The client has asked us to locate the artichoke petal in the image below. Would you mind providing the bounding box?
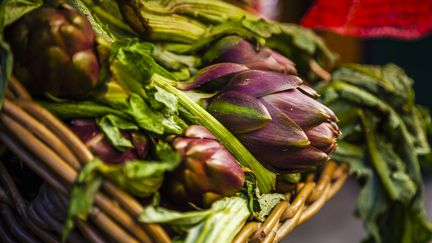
[207,91,272,134]
[263,89,337,128]
[206,148,245,195]
[177,63,248,91]
[246,47,297,74]
[185,139,220,161]
[206,36,297,74]
[237,139,329,171]
[298,84,320,98]
[45,46,70,94]
[264,145,330,171]
[305,122,340,150]
[267,48,297,74]
[184,169,211,194]
[59,24,91,55]
[184,125,217,140]
[237,99,310,147]
[227,70,302,97]
[203,35,243,63]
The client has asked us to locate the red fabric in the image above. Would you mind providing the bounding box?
[301,0,432,39]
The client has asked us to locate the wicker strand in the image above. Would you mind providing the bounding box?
[0,215,18,243]
[274,204,305,242]
[0,186,12,206]
[5,89,15,100]
[16,99,94,163]
[299,183,331,224]
[0,131,70,195]
[90,208,139,243]
[0,162,58,243]
[308,161,336,202]
[261,230,276,243]
[251,202,289,242]
[93,193,153,242]
[2,100,81,170]
[0,202,39,242]
[102,182,171,243]
[233,222,261,243]
[1,114,78,183]
[75,220,106,243]
[8,76,31,100]
[231,161,349,243]
[0,132,135,243]
[327,171,349,199]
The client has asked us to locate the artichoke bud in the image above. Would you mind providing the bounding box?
[177,63,248,91]
[69,119,149,164]
[194,65,341,171]
[203,35,297,74]
[6,4,100,97]
[165,125,245,207]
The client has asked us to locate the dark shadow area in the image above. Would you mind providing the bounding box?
[365,36,432,110]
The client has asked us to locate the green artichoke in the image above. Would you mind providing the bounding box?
[6,4,100,97]
[165,125,245,207]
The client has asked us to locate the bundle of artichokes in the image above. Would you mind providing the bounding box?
[4,0,340,190]
[2,0,429,243]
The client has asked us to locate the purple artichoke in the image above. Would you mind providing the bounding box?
[69,119,149,164]
[180,65,340,171]
[203,35,297,74]
[165,125,245,207]
[6,4,100,97]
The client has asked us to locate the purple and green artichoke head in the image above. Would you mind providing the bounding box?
[203,35,297,74]
[6,4,100,97]
[165,125,245,207]
[179,64,340,171]
[69,119,149,164]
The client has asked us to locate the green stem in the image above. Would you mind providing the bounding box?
[358,110,398,200]
[81,0,137,36]
[153,74,275,193]
[186,197,249,243]
[67,0,114,42]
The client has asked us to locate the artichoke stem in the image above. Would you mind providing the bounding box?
[359,110,398,201]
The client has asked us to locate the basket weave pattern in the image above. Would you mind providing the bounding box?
[0,77,348,242]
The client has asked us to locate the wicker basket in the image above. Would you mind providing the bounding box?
[0,77,349,242]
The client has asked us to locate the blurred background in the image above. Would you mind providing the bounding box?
[240,0,432,242]
[243,0,432,110]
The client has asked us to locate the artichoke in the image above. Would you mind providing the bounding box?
[69,119,149,164]
[6,4,100,97]
[203,36,297,74]
[165,125,245,207]
[180,65,340,171]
